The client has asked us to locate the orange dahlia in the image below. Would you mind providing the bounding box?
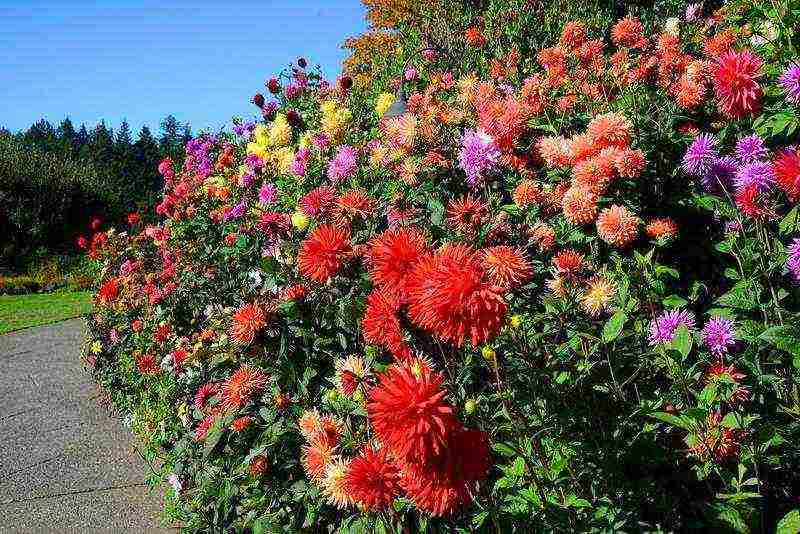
[568,133,598,165]
[562,185,599,225]
[587,112,632,150]
[221,365,268,412]
[572,154,617,192]
[344,446,401,511]
[537,136,571,167]
[559,20,587,49]
[611,16,645,48]
[336,188,375,223]
[229,303,267,344]
[135,352,160,375]
[613,148,647,178]
[297,224,352,283]
[366,227,428,299]
[552,249,584,274]
[596,205,640,247]
[512,179,542,207]
[301,437,335,482]
[481,246,532,290]
[529,223,556,251]
[445,193,488,234]
[645,217,678,241]
[367,363,458,467]
[407,244,507,347]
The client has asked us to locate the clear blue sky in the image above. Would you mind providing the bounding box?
[1,0,366,135]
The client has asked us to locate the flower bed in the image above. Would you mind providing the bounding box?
[85,2,800,532]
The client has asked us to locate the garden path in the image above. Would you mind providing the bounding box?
[0,319,172,533]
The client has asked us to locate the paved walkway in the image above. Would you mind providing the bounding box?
[0,319,172,533]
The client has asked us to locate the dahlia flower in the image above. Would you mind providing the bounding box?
[713,49,763,118]
[361,289,409,359]
[734,135,769,164]
[299,185,337,218]
[645,217,678,241]
[774,148,800,202]
[649,309,696,345]
[512,179,542,207]
[596,205,640,247]
[399,427,491,516]
[407,244,507,347]
[344,446,401,511]
[322,459,354,509]
[611,16,644,48]
[297,225,352,283]
[221,365,268,411]
[702,316,736,357]
[562,185,599,225]
[334,354,370,397]
[586,112,632,150]
[229,303,267,344]
[480,246,532,290]
[445,193,488,234]
[702,156,737,193]
[367,363,458,466]
[682,133,718,177]
[327,145,358,184]
[193,382,219,412]
[734,162,775,193]
[778,63,800,104]
[458,129,501,187]
[366,227,428,299]
[552,249,584,275]
[301,438,335,482]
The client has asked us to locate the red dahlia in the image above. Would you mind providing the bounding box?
[299,186,338,218]
[344,446,401,511]
[713,49,763,119]
[229,303,267,344]
[774,148,800,202]
[361,289,410,359]
[366,227,428,300]
[367,363,458,467]
[400,427,492,516]
[297,225,352,283]
[480,246,532,290]
[97,278,120,305]
[407,244,507,347]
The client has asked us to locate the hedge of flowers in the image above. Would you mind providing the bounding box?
[85,1,800,531]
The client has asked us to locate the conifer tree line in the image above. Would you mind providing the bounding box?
[0,115,191,268]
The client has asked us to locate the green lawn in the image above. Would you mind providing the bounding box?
[0,292,92,335]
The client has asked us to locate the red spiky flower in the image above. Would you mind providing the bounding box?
[407,244,507,346]
[229,303,267,344]
[297,225,352,283]
[713,49,763,119]
[480,246,532,290]
[344,445,402,511]
[400,427,491,516]
[366,227,428,300]
[367,363,459,467]
[774,148,800,202]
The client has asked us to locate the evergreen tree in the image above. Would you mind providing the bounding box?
[57,117,78,158]
[135,125,161,192]
[159,114,182,161]
[24,119,58,152]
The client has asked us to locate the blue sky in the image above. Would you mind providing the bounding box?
[1,0,366,134]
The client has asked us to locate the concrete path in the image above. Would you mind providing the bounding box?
[0,319,172,534]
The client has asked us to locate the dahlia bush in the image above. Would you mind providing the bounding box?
[84,1,800,531]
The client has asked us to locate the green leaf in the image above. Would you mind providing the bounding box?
[650,411,690,430]
[759,326,800,356]
[602,311,627,343]
[779,205,799,236]
[492,442,517,457]
[716,279,760,311]
[662,295,688,308]
[673,325,692,357]
[776,509,800,534]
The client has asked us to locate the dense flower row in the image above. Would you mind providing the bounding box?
[84,3,800,532]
